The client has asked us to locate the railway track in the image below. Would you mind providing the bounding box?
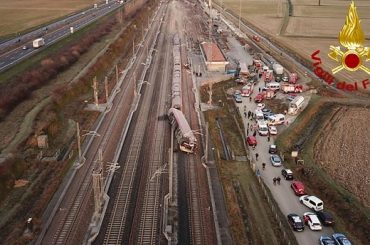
[101,4,168,245]
[178,28,213,244]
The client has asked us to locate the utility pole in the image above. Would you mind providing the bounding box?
[104,76,109,103]
[115,65,119,84]
[76,122,81,161]
[92,76,99,107]
[239,0,242,30]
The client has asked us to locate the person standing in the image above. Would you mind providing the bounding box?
[273,177,277,185]
[277,176,281,185]
[253,131,257,137]
[249,97,252,102]
[244,111,247,118]
[267,135,270,142]
[262,162,266,170]
[255,153,259,161]
[258,87,261,92]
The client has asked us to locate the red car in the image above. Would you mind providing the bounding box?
[291,181,306,196]
[254,93,265,103]
[246,136,257,147]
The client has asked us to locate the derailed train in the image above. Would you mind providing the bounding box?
[168,34,197,153]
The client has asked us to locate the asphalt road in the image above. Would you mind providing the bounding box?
[235,84,334,245]
[0,0,122,72]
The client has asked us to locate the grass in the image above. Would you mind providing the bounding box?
[275,96,370,244]
[0,0,100,37]
[202,80,298,245]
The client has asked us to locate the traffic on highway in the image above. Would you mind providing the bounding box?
[0,0,123,72]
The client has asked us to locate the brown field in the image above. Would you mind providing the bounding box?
[221,0,370,83]
[314,106,370,208]
[0,0,97,36]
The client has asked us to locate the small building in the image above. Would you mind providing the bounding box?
[200,42,229,72]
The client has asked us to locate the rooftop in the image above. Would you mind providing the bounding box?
[200,42,226,62]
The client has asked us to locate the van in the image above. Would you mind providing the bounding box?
[266,82,280,91]
[267,114,285,126]
[258,121,269,136]
[299,195,324,211]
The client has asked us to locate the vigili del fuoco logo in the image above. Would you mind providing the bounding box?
[310,1,370,91]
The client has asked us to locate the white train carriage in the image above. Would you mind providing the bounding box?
[168,108,197,153]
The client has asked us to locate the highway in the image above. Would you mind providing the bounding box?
[0,0,123,72]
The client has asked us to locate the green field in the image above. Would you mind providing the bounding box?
[0,0,99,37]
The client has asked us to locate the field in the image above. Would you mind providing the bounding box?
[275,96,370,243]
[220,0,370,83]
[0,0,97,37]
[314,106,370,208]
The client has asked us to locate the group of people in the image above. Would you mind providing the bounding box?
[273,177,281,185]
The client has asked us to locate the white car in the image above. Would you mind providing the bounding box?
[299,195,324,211]
[303,212,322,231]
[256,103,265,110]
[268,126,277,135]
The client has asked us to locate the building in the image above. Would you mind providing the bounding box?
[200,42,229,72]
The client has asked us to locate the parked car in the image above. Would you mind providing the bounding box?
[233,90,242,103]
[281,169,293,180]
[282,75,289,82]
[320,236,336,245]
[287,213,304,232]
[256,103,265,109]
[261,108,271,113]
[263,111,274,120]
[291,181,306,195]
[254,93,265,103]
[303,212,322,231]
[268,125,277,135]
[22,45,28,50]
[316,211,334,226]
[269,144,277,154]
[270,154,282,166]
[246,136,257,147]
[287,93,297,102]
[332,233,352,245]
[299,195,324,211]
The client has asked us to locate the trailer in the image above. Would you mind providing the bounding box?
[32,38,45,48]
[288,96,305,115]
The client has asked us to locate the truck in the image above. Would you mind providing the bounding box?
[241,84,254,97]
[253,59,262,68]
[262,89,276,99]
[273,63,284,76]
[288,95,305,115]
[281,83,303,93]
[240,62,249,77]
[32,38,45,48]
[289,73,298,84]
[263,70,273,82]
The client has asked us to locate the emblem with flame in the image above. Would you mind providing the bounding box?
[328,1,370,74]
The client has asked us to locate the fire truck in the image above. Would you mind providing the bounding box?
[281,83,303,93]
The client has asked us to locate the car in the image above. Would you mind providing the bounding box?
[282,76,289,82]
[246,136,257,147]
[256,103,265,109]
[234,94,242,103]
[291,180,306,195]
[316,211,334,226]
[268,125,277,135]
[287,213,304,231]
[287,93,297,101]
[261,108,271,113]
[22,45,28,50]
[299,195,324,211]
[263,111,274,120]
[270,154,282,166]
[332,233,352,245]
[320,236,336,245]
[303,212,322,231]
[269,144,277,154]
[254,93,265,103]
[281,168,293,180]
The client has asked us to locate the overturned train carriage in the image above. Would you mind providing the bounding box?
[168,108,197,153]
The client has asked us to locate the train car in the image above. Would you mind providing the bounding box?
[172,33,182,110]
[168,108,197,153]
